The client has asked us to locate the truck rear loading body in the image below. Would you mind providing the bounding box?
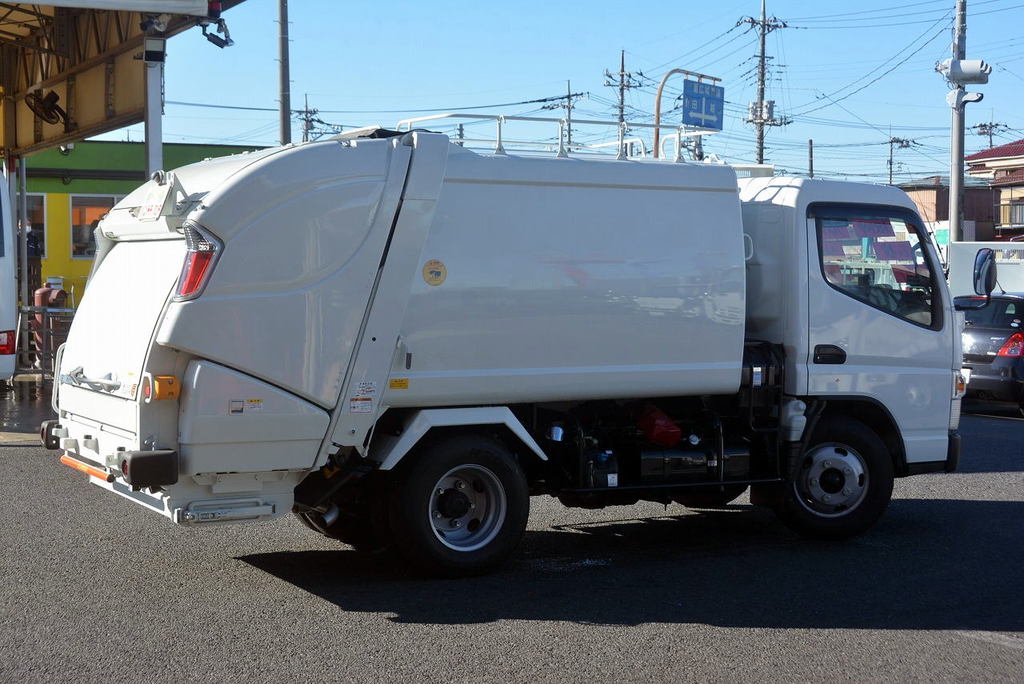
[45,131,968,575]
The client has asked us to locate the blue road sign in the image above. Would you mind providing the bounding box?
[682,80,724,130]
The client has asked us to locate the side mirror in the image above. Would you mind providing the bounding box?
[973,248,997,296]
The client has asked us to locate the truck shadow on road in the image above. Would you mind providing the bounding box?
[240,498,1024,630]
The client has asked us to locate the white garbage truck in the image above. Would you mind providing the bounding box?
[42,128,993,575]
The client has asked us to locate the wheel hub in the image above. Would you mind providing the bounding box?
[819,468,845,494]
[437,489,471,518]
[796,445,869,517]
[428,465,507,552]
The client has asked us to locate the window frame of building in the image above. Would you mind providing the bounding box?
[69,194,121,260]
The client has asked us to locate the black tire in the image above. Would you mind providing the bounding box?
[673,484,748,508]
[388,434,529,577]
[773,416,894,540]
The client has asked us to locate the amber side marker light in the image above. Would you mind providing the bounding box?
[152,376,179,400]
[60,454,115,483]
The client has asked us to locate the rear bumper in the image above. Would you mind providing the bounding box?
[46,420,180,489]
[963,359,1024,403]
[906,431,960,475]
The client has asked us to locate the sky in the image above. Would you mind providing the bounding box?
[101,0,1024,184]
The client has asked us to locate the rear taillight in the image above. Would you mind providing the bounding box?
[997,332,1024,357]
[174,223,221,301]
[0,331,15,355]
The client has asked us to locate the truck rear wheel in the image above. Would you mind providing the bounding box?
[773,417,894,540]
[388,435,529,577]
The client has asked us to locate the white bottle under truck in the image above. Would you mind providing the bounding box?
[43,129,991,576]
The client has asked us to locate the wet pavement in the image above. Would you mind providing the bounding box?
[0,377,55,442]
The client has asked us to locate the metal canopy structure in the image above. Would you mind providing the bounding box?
[0,1,244,158]
[1,2,245,368]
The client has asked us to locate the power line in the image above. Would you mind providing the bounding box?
[789,14,951,117]
[789,0,949,21]
[644,24,745,75]
[166,93,582,116]
[788,0,1006,23]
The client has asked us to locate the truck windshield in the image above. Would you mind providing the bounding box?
[812,205,940,329]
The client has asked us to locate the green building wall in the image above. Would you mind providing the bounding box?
[25,141,261,304]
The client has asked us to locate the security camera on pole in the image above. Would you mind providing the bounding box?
[938,0,991,242]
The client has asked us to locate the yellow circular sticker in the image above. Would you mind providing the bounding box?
[422,259,447,286]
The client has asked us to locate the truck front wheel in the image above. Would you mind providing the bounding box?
[388,435,529,577]
[773,417,894,540]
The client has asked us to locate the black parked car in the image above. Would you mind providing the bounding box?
[957,293,1024,413]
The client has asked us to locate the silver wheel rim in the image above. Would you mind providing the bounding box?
[428,464,507,552]
[794,443,869,518]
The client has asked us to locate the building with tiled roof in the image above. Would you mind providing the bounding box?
[898,175,996,241]
[966,139,1024,231]
[965,139,1024,166]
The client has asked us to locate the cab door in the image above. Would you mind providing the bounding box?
[805,203,953,466]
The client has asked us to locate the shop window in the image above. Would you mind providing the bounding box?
[71,196,118,258]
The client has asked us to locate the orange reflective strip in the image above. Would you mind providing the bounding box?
[60,454,115,483]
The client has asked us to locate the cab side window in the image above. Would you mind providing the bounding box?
[816,209,939,329]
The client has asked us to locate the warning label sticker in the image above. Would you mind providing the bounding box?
[349,397,373,413]
[246,399,264,412]
[389,378,409,390]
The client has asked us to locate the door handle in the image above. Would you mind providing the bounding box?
[813,344,847,365]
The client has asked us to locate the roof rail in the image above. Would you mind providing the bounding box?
[393,112,719,162]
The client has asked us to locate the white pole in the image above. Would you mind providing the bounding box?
[144,58,164,178]
[949,0,967,242]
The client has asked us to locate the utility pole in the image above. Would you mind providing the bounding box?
[808,139,813,178]
[950,0,967,239]
[542,83,586,149]
[975,121,1006,148]
[741,0,788,164]
[566,81,573,147]
[604,50,642,126]
[888,137,913,185]
[938,0,990,242]
[278,0,291,145]
[299,94,319,143]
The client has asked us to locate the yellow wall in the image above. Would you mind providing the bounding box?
[40,193,99,306]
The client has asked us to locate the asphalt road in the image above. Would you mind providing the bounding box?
[1,397,1022,683]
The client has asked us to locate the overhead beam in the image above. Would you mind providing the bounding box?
[1,2,245,159]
